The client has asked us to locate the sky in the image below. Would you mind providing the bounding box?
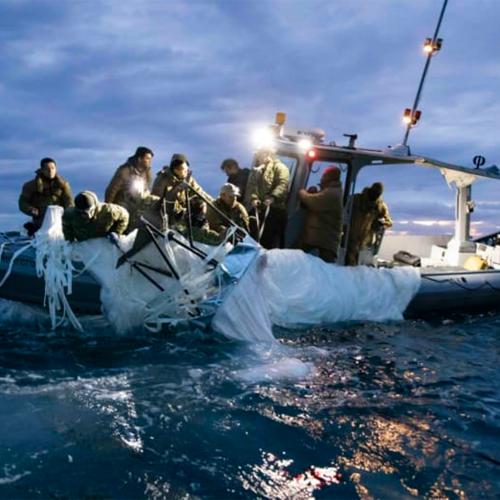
[0,0,499,236]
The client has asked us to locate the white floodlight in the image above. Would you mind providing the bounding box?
[252,126,275,149]
[297,138,313,152]
[131,178,145,196]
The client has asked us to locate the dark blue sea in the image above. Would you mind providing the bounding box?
[0,308,498,499]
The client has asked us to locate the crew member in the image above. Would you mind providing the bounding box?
[105,146,154,231]
[297,166,343,263]
[152,153,212,222]
[179,198,225,246]
[245,147,289,248]
[62,191,129,242]
[207,183,249,233]
[346,182,392,265]
[220,158,250,202]
[19,157,74,236]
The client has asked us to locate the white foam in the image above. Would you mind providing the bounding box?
[235,357,315,384]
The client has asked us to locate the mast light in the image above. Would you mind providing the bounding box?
[403,108,422,126]
[423,37,443,54]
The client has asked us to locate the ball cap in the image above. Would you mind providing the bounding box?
[220,183,240,197]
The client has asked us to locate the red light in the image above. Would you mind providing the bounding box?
[307,149,316,159]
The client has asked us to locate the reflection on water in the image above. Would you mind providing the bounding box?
[0,313,499,498]
[74,374,144,453]
[239,452,341,499]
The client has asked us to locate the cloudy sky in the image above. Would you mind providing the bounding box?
[1,0,499,235]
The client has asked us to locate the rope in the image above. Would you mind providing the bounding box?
[0,242,7,270]
[0,242,33,287]
[72,247,103,278]
[422,273,500,292]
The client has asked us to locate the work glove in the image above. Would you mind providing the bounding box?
[263,196,274,207]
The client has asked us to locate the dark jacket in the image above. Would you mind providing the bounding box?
[151,167,212,219]
[105,157,154,231]
[19,171,73,227]
[226,168,250,202]
[245,158,289,210]
[62,203,129,242]
[206,198,249,232]
[298,183,343,253]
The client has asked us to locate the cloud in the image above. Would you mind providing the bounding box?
[0,0,499,234]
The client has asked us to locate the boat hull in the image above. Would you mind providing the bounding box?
[0,236,101,315]
[2,233,500,323]
[405,269,500,316]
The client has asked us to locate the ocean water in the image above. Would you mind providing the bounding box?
[0,310,499,499]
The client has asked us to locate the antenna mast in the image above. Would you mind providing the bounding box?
[402,0,449,146]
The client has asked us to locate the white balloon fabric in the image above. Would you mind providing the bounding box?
[24,209,421,339]
[212,249,421,341]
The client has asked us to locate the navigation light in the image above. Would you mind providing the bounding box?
[423,37,443,54]
[307,149,317,160]
[403,108,421,126]
[275,112,286,126]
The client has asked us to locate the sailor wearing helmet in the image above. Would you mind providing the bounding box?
[62,191,129,242]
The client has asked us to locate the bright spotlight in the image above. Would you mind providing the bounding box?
[252,126,275,149]
[131,178,145,196]
[423,38,433,54]
[297,138,313,152]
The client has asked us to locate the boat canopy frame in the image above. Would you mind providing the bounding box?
[270,136,500,264]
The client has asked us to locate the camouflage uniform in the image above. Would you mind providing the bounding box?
[104,157,153,231]
[368,199,392,247]
[152,167,212,221]
[62,203,129,242]
[245,158,289,210]
[345,190,392,265]
[175,216,224,246]
[245,158,290,249]
[19,171,73,229]
[206,198,249,233]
